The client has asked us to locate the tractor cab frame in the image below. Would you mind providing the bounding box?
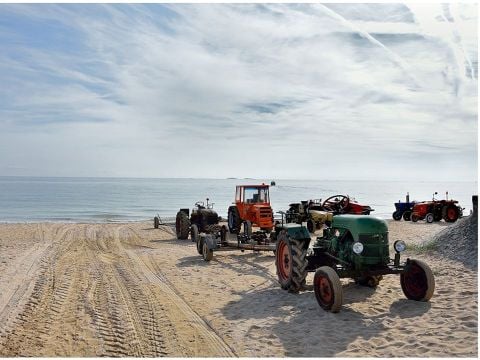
[228,184,274,233]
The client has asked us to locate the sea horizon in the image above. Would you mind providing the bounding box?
[0,176,477,223]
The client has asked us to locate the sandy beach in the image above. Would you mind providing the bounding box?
[0,219,477,357]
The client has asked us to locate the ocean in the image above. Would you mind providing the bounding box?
[0,176,477,222]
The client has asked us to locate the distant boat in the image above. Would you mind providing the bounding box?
[270,180,276,186]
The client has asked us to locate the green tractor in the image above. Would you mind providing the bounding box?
[275,215,435,312]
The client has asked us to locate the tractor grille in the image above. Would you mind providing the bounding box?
[358,233,389,265]
[259,207,272,218]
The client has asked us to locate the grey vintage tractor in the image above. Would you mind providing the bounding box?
[275,214,435,312]
[168,199,222,241]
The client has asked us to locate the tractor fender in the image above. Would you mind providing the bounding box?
[202,234,217,251]
[276,223,311,246]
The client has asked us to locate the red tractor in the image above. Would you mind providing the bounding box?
[227,184,274,233]
[321,194,373,215]
[411,192,463,223]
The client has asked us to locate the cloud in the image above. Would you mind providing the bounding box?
[0,3,477,180]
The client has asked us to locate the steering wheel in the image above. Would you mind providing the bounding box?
[322,195,350,213]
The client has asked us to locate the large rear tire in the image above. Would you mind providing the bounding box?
[175,211,190,240]
[313,266,343,312]
[400,259,435,301]
[275,231,308,292]
[443,205,459,223]
[228,206,241,234]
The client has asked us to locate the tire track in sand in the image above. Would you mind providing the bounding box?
[120,225,236,357]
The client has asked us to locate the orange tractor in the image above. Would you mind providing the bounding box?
[227,184,274,233]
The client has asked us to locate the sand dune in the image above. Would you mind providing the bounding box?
[0,219,477,356]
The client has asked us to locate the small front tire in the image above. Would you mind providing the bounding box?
[191,224,199,243]
[202,237,213,262]
[425,213,434,223]
[392,211,402,221]
[307,219,316,233]
[228,206,241,234]
[154,216,160,229]
[313,266,343,312]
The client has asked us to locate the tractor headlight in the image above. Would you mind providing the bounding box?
[352,242,364,255]
[394,240,406,253]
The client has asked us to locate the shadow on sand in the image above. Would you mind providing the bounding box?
[220,281,431,356]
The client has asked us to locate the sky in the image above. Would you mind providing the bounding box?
[0,3,477,181]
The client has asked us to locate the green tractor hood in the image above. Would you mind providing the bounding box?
[332,215,388,241]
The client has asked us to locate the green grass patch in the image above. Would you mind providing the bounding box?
[408,239,438,253]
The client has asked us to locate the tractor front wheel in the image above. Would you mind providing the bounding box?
[403,211,411,221]
[228,206,241,234]
[313,266,343,312]
[191,224,199,244]
[196,234,203,255]
[400,259,435,301]
[411,214,419,222]
[275,231,308,292]
[243,220,252,237]
[220,225,227,244]
[307,219,316,233]
[392,211,402,221]
[202,236,213,262]
[175,211,190,240]
[426,213,434,223]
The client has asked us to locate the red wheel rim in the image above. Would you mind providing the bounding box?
[403,263,427,299]
[447,208,456,220]
[277,240,291,281]
[315,274,333,306]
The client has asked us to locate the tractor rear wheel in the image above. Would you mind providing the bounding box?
[426,213,434,223]
[175,211,190,240]
[403,211,411,221]
[400,259,435,301]
[154,216,160,229]
[228,206,241,234]
[314,266,343,312]
[191,224,199,244]
[392,211,402,221]
[202,236,213,262]
[443,205,459,222]
[275,231,308,293]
